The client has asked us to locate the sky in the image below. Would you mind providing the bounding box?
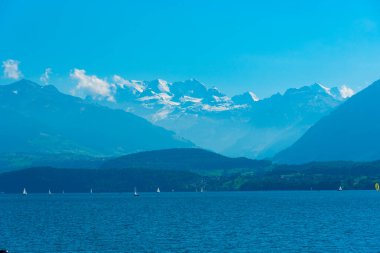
[1,0,380,98]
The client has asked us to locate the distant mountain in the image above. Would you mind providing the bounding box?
[274,80,380,164]
[92,79,350,158]
[101,148,271,174]
[0,80,192,156]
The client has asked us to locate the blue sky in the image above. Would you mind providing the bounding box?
[1,0,380,97]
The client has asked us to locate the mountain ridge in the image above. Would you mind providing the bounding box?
[0,79,193,156]
[85,77,352,158]
[274,79,380,164]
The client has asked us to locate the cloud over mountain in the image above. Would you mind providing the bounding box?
[40,68,52,84]
[70,69,115,101]
[2,59,22,80]
[339,85,355,98]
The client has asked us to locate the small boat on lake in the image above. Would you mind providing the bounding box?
[157,187,160,193]
[134,187,139,197]
[90,188,93,194]
[48,189,52,195]
[22,188,27,195]
[338,186,343,191]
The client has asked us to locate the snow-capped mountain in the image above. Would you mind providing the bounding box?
[86,78,353,158]
[109,78,251,116]
[0,80,192,156]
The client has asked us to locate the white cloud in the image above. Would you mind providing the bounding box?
[339,85,355,99]
[70,69,115,102]
[40,68,52,84]
[2,59,22,79]
[113,75,145,93]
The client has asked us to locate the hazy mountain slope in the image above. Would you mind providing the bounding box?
[223,83,344,158]
[274,80,380,164]
[0,153,104,173]
[0,80,192,156]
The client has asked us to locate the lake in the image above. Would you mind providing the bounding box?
[0,191,379,252]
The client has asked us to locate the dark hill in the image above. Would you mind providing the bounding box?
[101,148,271,173]
[0,167,200,193]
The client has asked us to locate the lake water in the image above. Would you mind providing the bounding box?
[1,191,380,252]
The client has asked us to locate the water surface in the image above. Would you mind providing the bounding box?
[1,191,379,252]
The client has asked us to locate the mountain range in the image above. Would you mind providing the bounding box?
[0,80,192,157]
[275,79,380,164]
[90,78,352,158]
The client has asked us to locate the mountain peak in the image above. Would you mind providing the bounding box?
[231,91,259,105]
[310,82,328,91]
[247,91,259,102]
[3,79,61,96]
[9,79,41,89]
[274,79,378,164]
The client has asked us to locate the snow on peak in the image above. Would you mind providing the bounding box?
[303,83,354,100]
[248,91,259,102]
[310,83,332,95]
[231,91,259,105]
[157,79,170,93]
[202,104,230,112]
[180,96,203,103]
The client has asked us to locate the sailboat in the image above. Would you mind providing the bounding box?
[48,189,52,195]
[200,187,204,193]
[22,188,27,195]
[156,187,160,193]
[90,188,93,194]
[134,187,139,197]
[338,186,343,191]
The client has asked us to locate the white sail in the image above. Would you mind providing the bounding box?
[22,188,27,195]
[157,187,160,193]
[90,188,93,194]
[48,189,52,195]
[134,187,139,196]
